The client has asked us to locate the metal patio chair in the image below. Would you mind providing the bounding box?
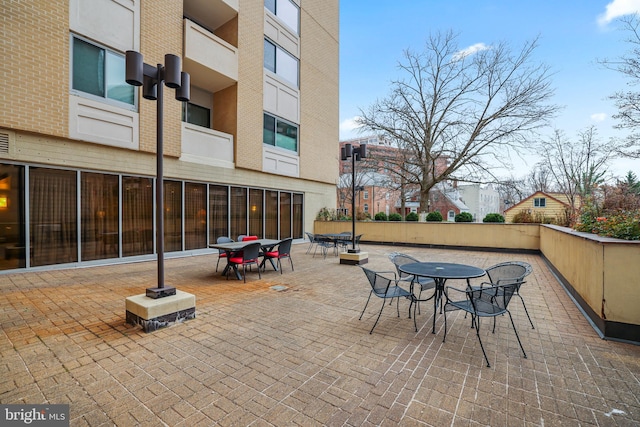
[473,261,535,329]
[388,252,436,314]
[359,266,415,334]
[443,281,528,367]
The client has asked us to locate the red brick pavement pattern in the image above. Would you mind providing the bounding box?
[0,244,639,426]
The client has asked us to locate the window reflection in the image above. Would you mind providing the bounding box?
[0,164,25,270]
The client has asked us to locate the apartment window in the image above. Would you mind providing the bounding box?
[264,39,299,87]
[71,36,134,107]
[182,102,211,128]
[534,197,546,208]
[263,113,298,152]
[265,0,299,34]
[363,190,369,200]
[364,203,369,213]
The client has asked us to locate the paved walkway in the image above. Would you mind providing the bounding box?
[1,243,639,426]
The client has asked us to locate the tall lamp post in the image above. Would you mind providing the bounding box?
[341,143,366,253]
[125,51,190,299]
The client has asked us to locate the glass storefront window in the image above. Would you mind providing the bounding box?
[122,176,153,257]
[0,163,306,271]
[0,164,25,270]
[185,183,207,250]
[280,192,291,239]
[81,172,119,261]
[209,185,229,242]
[29,168,78,266]
[249,189,264,237]
[164,180,183,252]
[230,187,247,241]
[265,190,279,239]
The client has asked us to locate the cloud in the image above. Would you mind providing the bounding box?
[598,0,640,27]
[339,116,362,137]
[591,113,607,122]
[452,43,490,61]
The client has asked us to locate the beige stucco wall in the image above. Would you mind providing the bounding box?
[314,221,541,251]
[541,225,640,326]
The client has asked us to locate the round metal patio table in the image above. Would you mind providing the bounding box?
[398,262,486,333]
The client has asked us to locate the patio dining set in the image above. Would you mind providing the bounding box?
[359,253,535,368]
[305,231,363,257]
[210,235,294,283]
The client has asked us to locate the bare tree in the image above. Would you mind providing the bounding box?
[496,177,527,211]
[357,30,559,212]
[599,15,640,158]
[538,126,614,210]
[527,163,554,193]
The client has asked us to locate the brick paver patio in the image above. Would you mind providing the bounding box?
[1,243,639,426]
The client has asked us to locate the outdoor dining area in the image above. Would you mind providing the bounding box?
[210,235,294,282]
[1,242,639,425]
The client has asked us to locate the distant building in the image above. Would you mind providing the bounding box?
[504,191,578,224]
[458,184,501,222]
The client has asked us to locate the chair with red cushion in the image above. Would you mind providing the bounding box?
[262,238,294,274]
[227,242,262,282]
[215,236,234,272]
[242,235,258,241]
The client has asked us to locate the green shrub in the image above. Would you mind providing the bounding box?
[406,212,419,221]
[426,211,443,222]
[316,207,336,221]
[575,196,640,240]
[388,213,402,221]
[483,213,505,223]
[455,212,473,222]
[374,212,388,221]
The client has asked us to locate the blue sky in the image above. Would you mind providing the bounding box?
[339,0,640,178]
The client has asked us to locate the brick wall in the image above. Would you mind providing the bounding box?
[1,1,69,137]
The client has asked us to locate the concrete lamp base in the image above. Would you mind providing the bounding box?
[339,251,369,265]
[125,290,195,333]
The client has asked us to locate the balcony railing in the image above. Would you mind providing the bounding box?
[180,122,234,168]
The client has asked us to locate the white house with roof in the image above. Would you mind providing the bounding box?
[458,184,501,222]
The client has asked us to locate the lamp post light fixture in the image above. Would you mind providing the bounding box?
[341,143,367,253]
[125,51,190,299]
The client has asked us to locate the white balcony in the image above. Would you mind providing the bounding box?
[180,122,234,168]
[183,19,238,93]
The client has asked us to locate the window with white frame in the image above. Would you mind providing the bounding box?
[264,38,299,87]
[364,203,369,213]
[263,113,298,152]
[534,197,546,207]
[71,36,134,108]
[363,190,369,200]
[265,0,299,34]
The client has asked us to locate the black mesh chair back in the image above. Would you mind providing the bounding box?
[486,263,527,285]
[228,242,262,283]
[444,281,527,367]
[388,253,436,289]
[484,261,534,329]
[263,238,294,273]
[359,266,415,334]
